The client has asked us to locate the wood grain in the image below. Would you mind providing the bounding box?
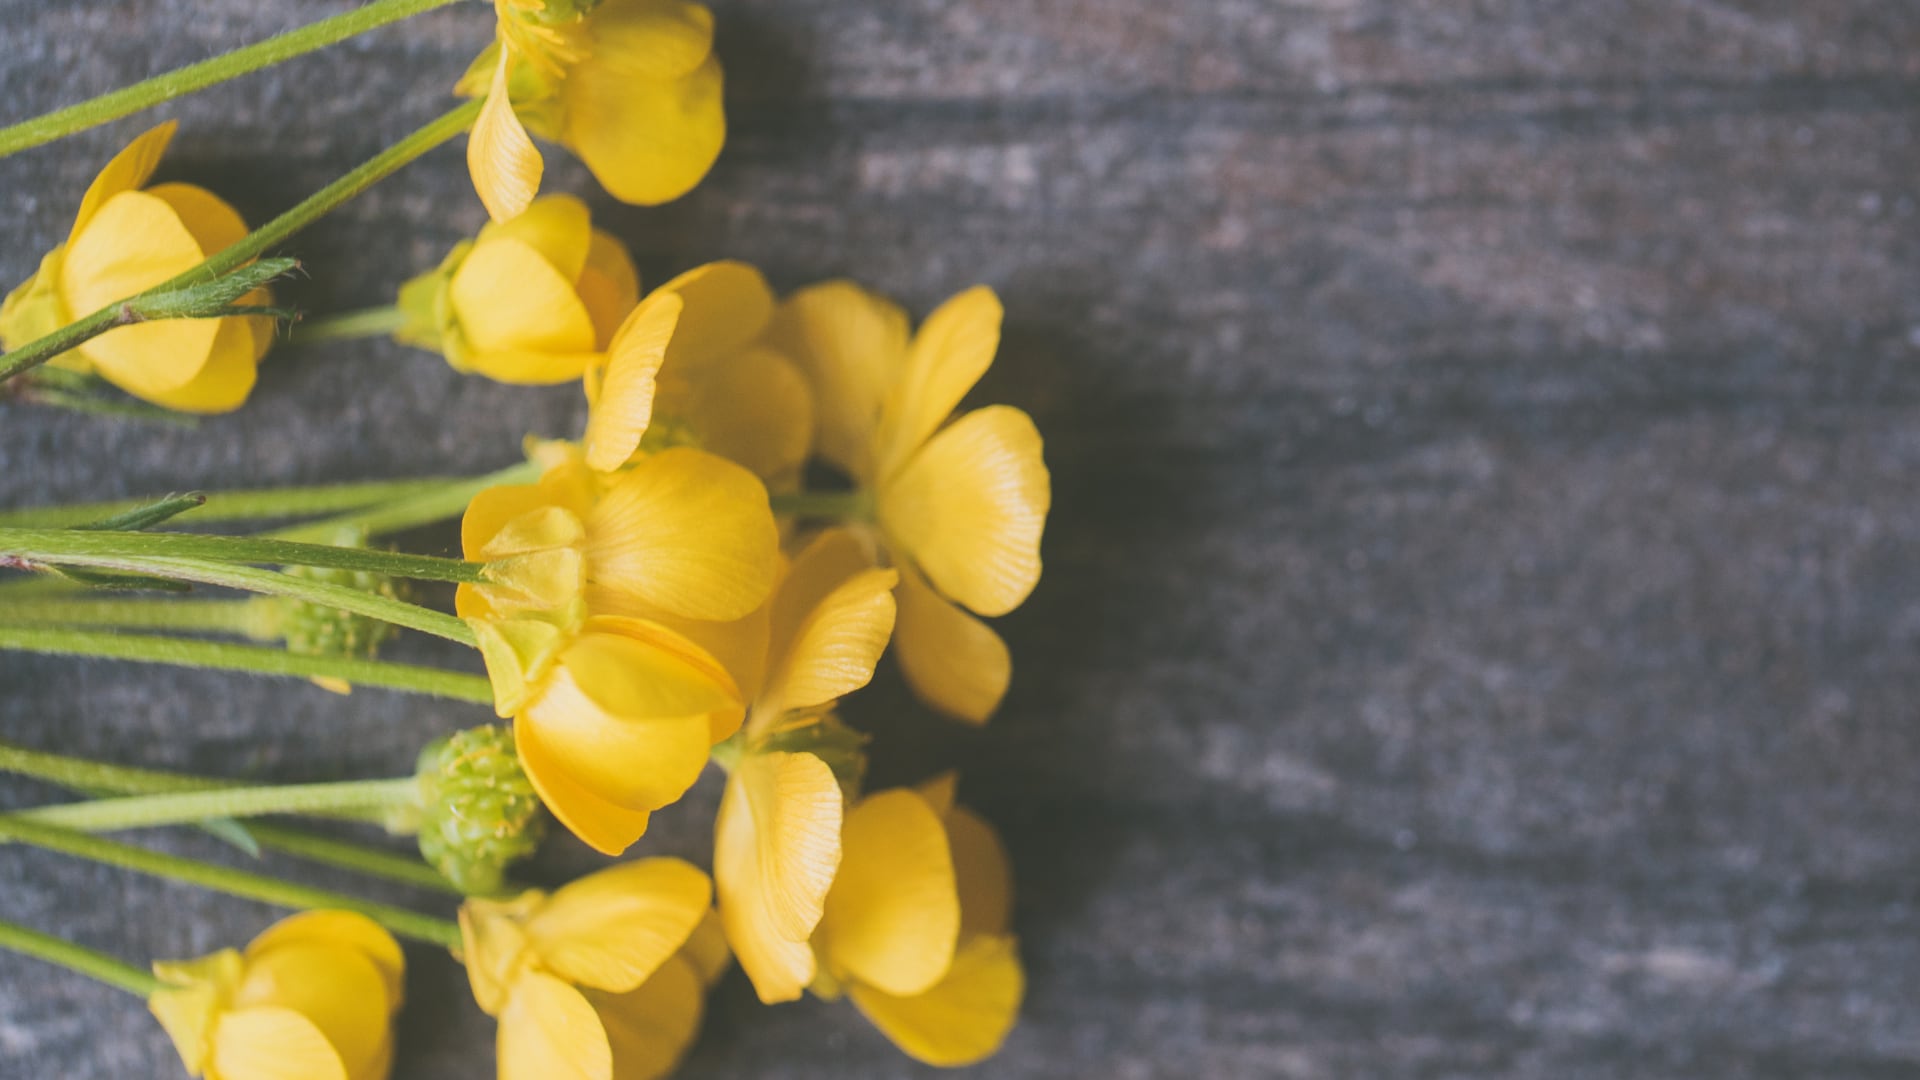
[0,1,1917,1076]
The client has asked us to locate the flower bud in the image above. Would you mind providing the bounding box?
[279,561,403,661]
[414,724,548,896]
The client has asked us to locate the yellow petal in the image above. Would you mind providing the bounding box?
[526,857,712,994]
[948,807,1013,939]
[715,753,842,1003]
[678,909,732,989]
[562,616,740,718]
[458,891,542,1016]
[583,582,771,711]
[478,193,591,283]
[231,942,393,1080]
[561,53,724,206]
[651,260,774,364]
[499,972,612,1080]
[61,189,219,398]
[847,934,1024,1067]
[449,237,598,383]
[891,561,1011,724]
[246,911,406,1013]
[470,615,571,717]
[767,280,907,481]
[874,285,1002,476]
[818,789,959,997]
[71,120,176,242]
[580,0,714,79]
[583,291,683,471]
[210,1006,351,1080]
[518,714,656,854]
[667,346,814,486]
[579,229,641,348]
[879,405,1049,617]
[131,313,259,414]
[463,482,573,561]
[585,955,704,1080]
[148,949,242,1076]
[585,447,778,621]
[520,661,721,824]
[469,51,545,222]
[763,559,897,715]
[146,182,248,256]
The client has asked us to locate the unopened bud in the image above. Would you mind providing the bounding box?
[414,725,548,896]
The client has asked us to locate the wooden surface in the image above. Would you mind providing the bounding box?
[2,1,1919,1076]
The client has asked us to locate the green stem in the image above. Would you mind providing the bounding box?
[0,818,462,949]
[292,305,408,345]
[0,626,493,702]
[0,918,159,997]
[246,824,462,895]
[0,476,487,530]
[0,527,483,583]
[270,460,542,542]
[0,0,465,158]
[14,778,418,833]
[0,98,483,386]
[0,597,270,635]
[770,490,875,522]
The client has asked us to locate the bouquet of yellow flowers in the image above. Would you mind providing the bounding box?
[0,3,1050,1076]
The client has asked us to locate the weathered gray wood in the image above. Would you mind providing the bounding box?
[1,1,1918,1076]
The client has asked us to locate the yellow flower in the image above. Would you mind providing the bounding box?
[770,283,1052,723]
[582,261,814,491]
[812,778,1024,1067]
[463,0,724,221]
[146,911,405,1080]
[713,528,897,1003]
[395,194,639,384]
[459,858,727,1080]
[458,445,779,854]
[0,121,273,413]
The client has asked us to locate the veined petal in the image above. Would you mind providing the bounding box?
[764,562,897,715]
[231,943,393,1080]
[586,955,705,1080]
[563,616,739,718]
[767,280,907,481]
[583,582,770,711]
[585,447,778,621]
[526,857,712,994]
[210,1006,351,1080]
[520,651,722,818]
[948,807,1014,939]
[584,290,682,471]
[499,972,612,1080]
[579,229,641,348]
[875,286,1002,477]
[247,912,405,1013]
[818,789,959,997]
[715,753,842,1003]
[469,51,545,223]
[71,120,175,242]
[561,53,723,207]
[458,892,542,1016]
[450,234,597,361]
[879,405,1049,617]
[62,189,219,398]
[581,0,714,78]
[667,346,814,486]
[517,714,654,854]
[892,561,1011,724]
[479,193,591,283]
[846,934,1024,1068]
[651,260,774,364]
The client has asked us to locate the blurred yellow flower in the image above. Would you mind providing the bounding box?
[714,528,897,1003]
[458,446,779,854]
[813,779,1024,1067]
[582,261,814,490]
[459,858,727,1080]
[0,121,274,413]
[146,911,405,1080]
[462,0,725,221]
[395,193,639,384]
[771,283,1052,723]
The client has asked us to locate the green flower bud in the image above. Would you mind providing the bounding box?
[278,560,403,661]
[414,725,548,896]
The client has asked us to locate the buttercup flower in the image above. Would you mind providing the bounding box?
[771,283,1052,722]
[0,121,274,412]
[458,445,779,854]
[395,194,639,384]
[811,778,1024,1067]
[463,0,724,221]
[146,911,405,1080]
[583,261,814,489]
[713,528,897,1002]
[458,858,727,1080]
